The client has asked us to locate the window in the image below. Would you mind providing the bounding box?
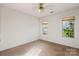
[42,22,48,35]
[62,16,75,38]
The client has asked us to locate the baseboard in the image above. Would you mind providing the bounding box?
[41,39,79,49]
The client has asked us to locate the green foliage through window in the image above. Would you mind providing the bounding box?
[62,20,74,38]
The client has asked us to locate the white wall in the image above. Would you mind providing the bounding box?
[0,8,1,42]
[0,6,39,51]
[40,8,79,49]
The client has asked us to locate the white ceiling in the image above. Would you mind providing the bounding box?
[2,3,79,18]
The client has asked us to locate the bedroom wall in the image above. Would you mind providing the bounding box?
[0,6,39,51]
[0,8,1,42]
[40,8,79,49]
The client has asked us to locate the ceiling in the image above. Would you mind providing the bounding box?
[2,3,79,18]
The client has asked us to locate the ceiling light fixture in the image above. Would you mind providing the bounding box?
[38,3,44,13]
